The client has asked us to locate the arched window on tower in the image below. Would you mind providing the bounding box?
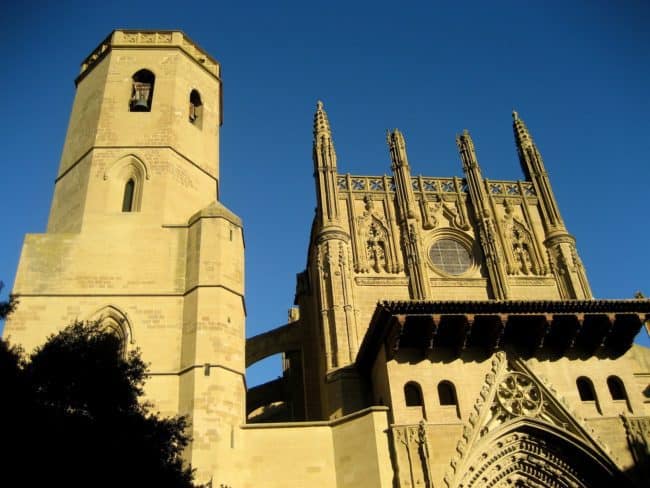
[189,89,203,127]
[404,381,425,419]
[122,179,135,212]
[607,376,628,400]
[404,382,423,407]
[437,380,460,419]
[130,69,155,112]
[104,154,147,213]
[576,377,596,401]
[438,381,458,406]
[576,376,602,415]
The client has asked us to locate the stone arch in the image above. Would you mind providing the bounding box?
[129,68,155,112]
[103,154,149,212]
[454,418,626,488]
[246,321,302,368]
[87,305,134,353]
[189,88,203,127]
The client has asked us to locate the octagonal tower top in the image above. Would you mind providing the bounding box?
[77,29,221,85]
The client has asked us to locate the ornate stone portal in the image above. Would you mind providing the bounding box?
[443,353,628,488]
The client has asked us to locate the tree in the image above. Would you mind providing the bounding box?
[0,280,16,319]
[0,317,200,488]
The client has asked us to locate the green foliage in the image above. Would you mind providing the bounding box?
[0,321,200,488]
[0,279,16,319]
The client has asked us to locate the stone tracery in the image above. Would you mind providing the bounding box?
[355,196,400,273]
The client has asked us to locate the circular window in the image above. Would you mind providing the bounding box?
[428,238,472,275]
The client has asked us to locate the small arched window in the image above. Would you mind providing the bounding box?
[189,89,203,127]
[607,376,627,401]
[130,69,155,112]
[576,377,597,401]
[438,381,458,406]
[404,382,423,407]
[122,179,135,212]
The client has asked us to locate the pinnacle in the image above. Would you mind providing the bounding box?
[313,100,331,136]
[512,110,533,146]
[387,128,405,147]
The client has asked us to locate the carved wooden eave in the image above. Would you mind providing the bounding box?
[356,299,650,372]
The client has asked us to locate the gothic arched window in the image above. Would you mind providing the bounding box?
[576,377,597,401]
[607,376,627,401]
[87,305,133,358]
[404,382,423,407]
[130,69,155,112]
[122,179,135,212]
[189,89,203,127]
[438,381,458,406]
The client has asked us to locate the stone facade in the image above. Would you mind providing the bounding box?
[4,30,650,487]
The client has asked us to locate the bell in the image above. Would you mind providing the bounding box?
[132,98,149,112]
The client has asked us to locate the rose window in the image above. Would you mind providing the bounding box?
[496,373,542,417]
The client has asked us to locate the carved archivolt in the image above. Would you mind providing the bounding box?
[455,425,609,488]
[443,353,622,488]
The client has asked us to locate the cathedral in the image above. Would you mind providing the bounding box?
[4,30,650,488]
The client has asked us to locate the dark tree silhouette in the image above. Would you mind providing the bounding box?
[0,317,200,488]
[0,280,16,319]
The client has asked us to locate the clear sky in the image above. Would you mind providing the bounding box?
[1,1,649,386]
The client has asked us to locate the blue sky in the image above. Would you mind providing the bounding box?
[1,1,649,386]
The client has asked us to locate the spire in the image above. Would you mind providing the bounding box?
[456,129,479,171]
[511,110,564,228]
[512,109,534,153]
[313,100,331,138]
[509,111,590,297]
[457,128,510,300]
[387,128,409,168]
[387,128,429,299]
[387,128,416,218]
[312,100,340,224]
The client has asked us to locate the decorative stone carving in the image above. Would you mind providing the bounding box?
[621,415,650,474]
[354,196,399,274]
[502,200,545,276]
[444,353,621,488]
[496,372,543,417]
[445,199,471,231]
[391,420,434,488]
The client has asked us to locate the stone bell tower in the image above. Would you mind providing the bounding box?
[4,30,245,484]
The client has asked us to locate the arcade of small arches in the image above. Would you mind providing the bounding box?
[576,375,631,414]
[404,380,460,419]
